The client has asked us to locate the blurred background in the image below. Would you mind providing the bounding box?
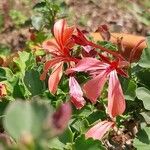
[0,0,150,51]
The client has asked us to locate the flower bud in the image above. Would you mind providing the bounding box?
[0,83,7,98]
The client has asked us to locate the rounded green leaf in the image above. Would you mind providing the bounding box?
[134,127,150,149]
[3,100,51,140]
[3,101,32,140]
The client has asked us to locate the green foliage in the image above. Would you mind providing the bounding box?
[9,10,27,27]
[1,1,150,149]
[139,48,150,68]
[136,69,150,89]
[141,111,150,125]
[122,78,137,100]
[48,138,65,150]
[24,69,45,96]
[129,3,150,26]
[136,87,150,110]
[31,0,67,30]
[0,44,11,56]
[31,15,44,31]
[73,135,105,150]
[97,41,117,51]
[134,126,150,149]
[13,51,36,75]
[0,13,4,30]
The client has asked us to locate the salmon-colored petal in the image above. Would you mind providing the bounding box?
[72,28,89,46]
[44,57,65,71]
[108,70,126,118]
[48,62,63,94]
[85,120,114,140]
[69,77,85,109]
[66,57,109,74]
[40,57,65,81]
[63,26,74,44]
[70,96,85,110]
[42,39,61,54]
[83,70,108,103]
[54,19,66,48]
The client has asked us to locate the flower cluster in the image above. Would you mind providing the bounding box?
[41,19,144,140]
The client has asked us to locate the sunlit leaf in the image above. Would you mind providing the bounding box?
[134,127,150,149]
[136,87,150,110]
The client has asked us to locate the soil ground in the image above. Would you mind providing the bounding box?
[0,0,150,50]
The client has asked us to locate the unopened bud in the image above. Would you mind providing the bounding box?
[0,83,7,98]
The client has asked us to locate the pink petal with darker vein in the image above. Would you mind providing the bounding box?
[83,70,108,103]
[66,57,109,74]
[85,120,114,140]
[44,57,65,71]
[69,77,85,109]
[108,70,126,118]
[48,62,63,94]
[63,26,74,45]
[53,19,66,48]
[42,39,61,54]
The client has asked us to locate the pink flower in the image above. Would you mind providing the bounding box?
[85,120,114,140]
[69,77,85,109]
[40,19,78,94]
[67,57,127,118]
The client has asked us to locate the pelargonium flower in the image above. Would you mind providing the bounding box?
[67,57,128,140]
[40,19,78,94]
[67,57,127,118]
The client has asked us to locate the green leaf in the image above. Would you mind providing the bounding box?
[87,111,106,125]
[33,2,46,10]
[136,69,150,88]
[134,127,150,149]
[24,69,45,96]
[9,10,27,26]
[147,36,150,48]
[71,119,88,133]
[0,67,14,82]
[138,48,150,68]
[13,79,31,98]
[3,100,51,140]
[48,138,65,150]
[136,87,150,110]
[74,135,105,150]
[31,15,44,31]
[13,51,35,75]
[122,79,137,100]
[59,127,74,144]
[141,111,150,125]
[0,44,11,56]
